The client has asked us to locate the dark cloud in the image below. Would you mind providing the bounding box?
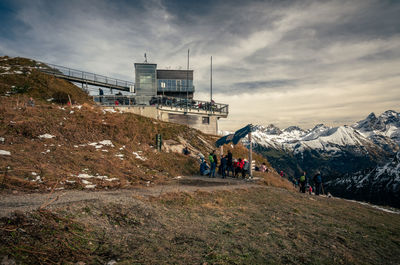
[231,79,297,93]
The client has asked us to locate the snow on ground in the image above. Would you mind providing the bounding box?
[0,150,11,155]
[39,134,55,139]
[346,199,400,215]
[0,137,5,142]
[133,151,147,161]
[99,140,114,147]
[103,109,118,114]
[76,173,118,182]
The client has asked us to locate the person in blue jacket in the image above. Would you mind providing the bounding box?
[313,171,323,195]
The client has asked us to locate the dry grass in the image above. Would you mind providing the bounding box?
[1,187,399,264]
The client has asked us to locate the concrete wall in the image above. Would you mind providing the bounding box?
[107,106,221,135]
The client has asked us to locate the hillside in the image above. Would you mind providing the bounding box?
[326,151,400,208]
[1,183,399,264]
[0,56,275,192]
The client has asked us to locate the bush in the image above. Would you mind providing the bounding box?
[52,91,70,104]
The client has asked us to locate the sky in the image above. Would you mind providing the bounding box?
[1,0,399,131]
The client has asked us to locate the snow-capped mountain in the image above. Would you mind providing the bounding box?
[249,110,399,179]
[325,152,400,208]
[248,110,400,207]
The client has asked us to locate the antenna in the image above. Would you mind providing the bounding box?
[210,56,212,103]
[144,53,148,63]
[186,49,189,113]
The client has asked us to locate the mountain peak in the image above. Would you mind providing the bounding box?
[263,124,282,135]
[283,126,304,133]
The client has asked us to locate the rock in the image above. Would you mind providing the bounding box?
[1,256,16,265]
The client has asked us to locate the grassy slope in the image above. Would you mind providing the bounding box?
[0,56,273,191]
[1,187,399,264]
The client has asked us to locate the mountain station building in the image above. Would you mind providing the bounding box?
[93,62,229,135]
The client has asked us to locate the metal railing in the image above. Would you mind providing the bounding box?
[38,63,134,91]
[93,95,229,115]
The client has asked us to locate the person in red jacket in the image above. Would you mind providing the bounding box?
[233,159,239,178]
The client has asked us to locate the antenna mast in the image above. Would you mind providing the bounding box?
[210,56,212,103]
[186,49,189,112]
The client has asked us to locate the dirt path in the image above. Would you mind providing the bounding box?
[0,176,261,217]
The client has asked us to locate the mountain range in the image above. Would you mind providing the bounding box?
[238,110,400,207]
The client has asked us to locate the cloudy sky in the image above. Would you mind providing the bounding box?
[1,0,399,131]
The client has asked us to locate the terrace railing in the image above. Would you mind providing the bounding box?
[93,95,229,115]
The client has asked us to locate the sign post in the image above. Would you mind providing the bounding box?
[156,134,162,152]
[249,131,252,177]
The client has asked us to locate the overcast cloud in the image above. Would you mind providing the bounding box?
[1,0,399,131]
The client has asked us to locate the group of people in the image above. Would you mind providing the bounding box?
[200,150,247,178]
[199,150,268,179]
[296,171,324,196]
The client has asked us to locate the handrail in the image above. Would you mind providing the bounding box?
[93,95,229,115]
[38,62,134,89]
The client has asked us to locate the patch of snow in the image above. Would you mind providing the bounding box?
[77,174,93,179]
[31,175,42,183]
[74,145,79,148]
[347,199,400,215]
[46,98,54,102]
[105,178,119,182]
[31,172,37,176]
[73,105,82,110]
[69,110,74,114]
[103,109,117,113]
[81,179,92,185]
[115,154,124,158]
[85,184,96,189]
[99,140,114,147]
[0,137,5,142]
[0,150,11,155]
[102,150,108,152]
[66,180,76,184]
[133,151,147,161]
[39,134,55,139]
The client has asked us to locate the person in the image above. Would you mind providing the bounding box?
[260,163,267,173]
[209,151,216,178]
[243,159,249,178]
[299,172,307,193]
[280,171,284,177]
[27,97,35,107]
[183,146,190,155]
[313,171,323,195]
[308,184,313,195]
[213,151,218,176]
[233,159,239,178]
[238,158,245,178]
[226,150,233,177]
[200,161,210,176]
[114,100,119,106]
[220,155,227,178]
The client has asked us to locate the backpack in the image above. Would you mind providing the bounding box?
[209,155,214,163]
[300,175,305,182]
